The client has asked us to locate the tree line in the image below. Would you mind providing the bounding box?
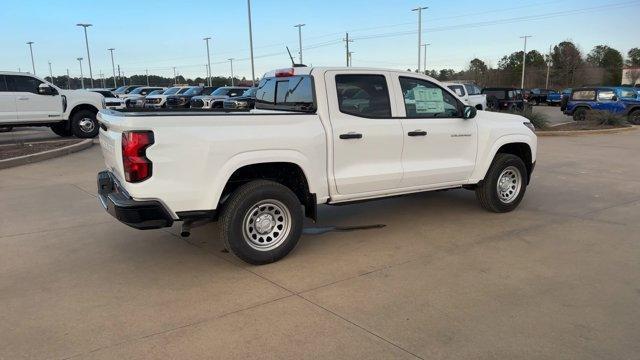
[419,42,640,89]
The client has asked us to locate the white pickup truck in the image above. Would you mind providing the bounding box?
[443,82,487,110]
[0,72,105,137]
[97,67,537,264]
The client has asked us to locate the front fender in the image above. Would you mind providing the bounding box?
[469,134,537,183]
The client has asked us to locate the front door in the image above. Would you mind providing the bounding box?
[0,75,17,123]
[7,75,63,122]
[325,71,404,195]
[394,75,477,187]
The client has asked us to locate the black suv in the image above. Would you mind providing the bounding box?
[166,86,217,109]
[482,87,526,111]
[222,88,257,110]
[527,88,554,105]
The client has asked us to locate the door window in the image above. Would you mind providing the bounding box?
[335,74,391,118]
[0,76,7,92]
[399,77,461,118]
[447,85,466,97]
[597,90,615,101]
[572,90,596,101]
[6,75,43,93]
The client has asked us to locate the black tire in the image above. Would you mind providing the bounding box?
[50,122,73,137]
[0,126,13,133]
[475,153,528,213]
[628,109,640,125]
[70,109,99,138]
[219,180,303,265]
[572,107,588,121]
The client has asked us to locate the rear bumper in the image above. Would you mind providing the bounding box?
[97,171,174,230]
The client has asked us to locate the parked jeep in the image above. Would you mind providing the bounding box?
[482,87,526,112]
[564,87,640,123]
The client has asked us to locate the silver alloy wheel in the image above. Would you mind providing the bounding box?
[496,166,522,204]
[242,199,291,251]
[78,117,95,133]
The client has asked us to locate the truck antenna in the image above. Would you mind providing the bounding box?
[286,46,296,67]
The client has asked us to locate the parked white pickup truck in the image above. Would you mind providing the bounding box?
[0,72,104,137]
[443,82,487,110]
[97,67,537,264]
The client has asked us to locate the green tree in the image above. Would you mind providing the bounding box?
[587,45,623,84]
[626,48,640,67]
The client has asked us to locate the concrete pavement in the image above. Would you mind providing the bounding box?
[1,131,639,359]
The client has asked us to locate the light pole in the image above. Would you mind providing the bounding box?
[108,48,117,88]
[26,41,36,74]
[203,37,212,86]
[228,58,235,86]
[48,61,53,85]
[545,45,551,89]
[77,57,85,89]
[77,24,94,88]
[343,32,353,67]
[412,6,428,73]
[422,43,431,74]
[348,51,354,67]
[247,0,255,86]
[66,69,70,89]
[100,71,105,88]
[173,67,177,85]
[145,69,149,86]
[520,35,532,89]
[294,24,305,64]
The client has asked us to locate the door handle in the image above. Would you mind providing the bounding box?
[408,130,427,136]
[339,132,363,140]
[17,97,29,101]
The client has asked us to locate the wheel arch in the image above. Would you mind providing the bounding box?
[210,151,321,221]
[69,103,99,120]
[471,135,535,184]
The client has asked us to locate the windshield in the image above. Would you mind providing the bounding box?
[114,86,128,93]
[242,88,257,97]
[129,87,146,95]
[255,75,315,112]
[183,87,202,96]
[162,87,179,95]
[619,88,638,99]
[447,85,465,97]
[177,87,191,94]
[211,88,230,96]
[148,90,163,96]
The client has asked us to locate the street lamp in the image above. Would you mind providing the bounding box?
[228,58,235,86]
[412,6,428,73]
[26,41,36,74]
[247,0,255,86]
[48,61,53,85]
[203,37,212,86]
[422,43,431,74]
[77,57,85,89]
[520,35,532,89]
[77,23,94,88]
[108,48,117,88]
[294,24,305,64]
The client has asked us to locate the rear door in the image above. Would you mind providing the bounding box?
[7,74,63,121]
[393,75,477,187]
[324,71,404,195]
[0,75,17,123]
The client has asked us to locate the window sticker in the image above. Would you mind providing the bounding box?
[414,87,445,113]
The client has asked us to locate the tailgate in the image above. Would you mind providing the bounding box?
[97,111,125,182]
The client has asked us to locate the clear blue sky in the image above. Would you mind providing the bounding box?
[1,0,638,80]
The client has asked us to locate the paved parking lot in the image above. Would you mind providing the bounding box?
[1,130,639,359]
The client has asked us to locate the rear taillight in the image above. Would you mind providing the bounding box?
[122,131,154,183]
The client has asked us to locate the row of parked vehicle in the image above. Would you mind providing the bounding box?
[89,85,257,111]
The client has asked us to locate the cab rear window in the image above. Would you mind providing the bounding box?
[255,75,316,112]
[572,90,596,101]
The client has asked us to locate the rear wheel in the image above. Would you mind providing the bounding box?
[219,180,303,265]
[628,109,640,125]
[50,122,73,137]
[476,153,528,213]
[573,107,588,121]
[70,109,98,138]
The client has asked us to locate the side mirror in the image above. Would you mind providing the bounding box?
[611,95,618,101]
[38,84,56,96]
[463,105,477,119]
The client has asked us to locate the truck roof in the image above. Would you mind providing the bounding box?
[262,66,439,78]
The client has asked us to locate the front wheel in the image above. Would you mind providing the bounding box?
[476,153,528,213]
[573,107,588,121]
[71,110,99,138]
[219,180,303,265]
[628,109,640,125]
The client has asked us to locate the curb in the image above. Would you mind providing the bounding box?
[536,126,637,137]
[0,139,94,170]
